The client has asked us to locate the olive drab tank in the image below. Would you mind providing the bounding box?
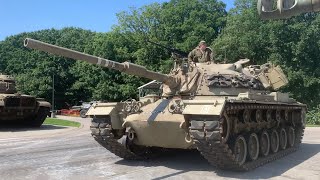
[24,38,306,171]
[0,74,51,127]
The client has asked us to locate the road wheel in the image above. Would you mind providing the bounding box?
[279,128,287,150]
[234,135,247,165]
[287,127,295,147]
[260,130,270,157]
[270,129,279,153]
[248,133,259,161]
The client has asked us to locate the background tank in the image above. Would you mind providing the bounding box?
[0,73,51,127]
[24,38,306,171]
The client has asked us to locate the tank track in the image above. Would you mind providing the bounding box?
[90,117,162,160]
[189,102,305,171]
[27,107,50,127]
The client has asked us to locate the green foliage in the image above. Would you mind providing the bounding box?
[307,106,320,125]
[214,0,320,109]
[0,0,227,109]
[0,0,319,112]
[0,27,96,109]
[213,0,273,64]
[116,0,226,70]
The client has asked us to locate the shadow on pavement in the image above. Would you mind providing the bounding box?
[0,124,68,132]
[115,143,320,179]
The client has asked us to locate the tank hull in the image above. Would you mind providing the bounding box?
[90,96,306,171]
[0,94,51,127]
[125,116,192,149]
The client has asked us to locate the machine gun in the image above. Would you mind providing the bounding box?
[146,40,189,58]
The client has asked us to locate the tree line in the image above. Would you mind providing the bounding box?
[0,0,319,122]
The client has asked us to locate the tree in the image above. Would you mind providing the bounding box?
[0,27,96,108]
[214,0,320,108]
[116,0,227,71]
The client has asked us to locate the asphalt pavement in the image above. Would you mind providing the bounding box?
[0,116,319,180]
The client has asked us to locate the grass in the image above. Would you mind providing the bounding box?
[43,118,81,128]
[44,118,319,128]
[306,124,320,127]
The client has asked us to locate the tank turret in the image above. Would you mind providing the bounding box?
[24,38,287,96]
[0,74,17,94]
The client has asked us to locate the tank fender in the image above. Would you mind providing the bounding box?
[38,101,51,108]
[86,102,123,129]
[182,99,226,116]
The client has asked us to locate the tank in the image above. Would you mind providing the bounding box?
[257,0,320,19]
[0,73,51,127]
[24,38,306,171]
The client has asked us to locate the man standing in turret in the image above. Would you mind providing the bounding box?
[188,40,214,63]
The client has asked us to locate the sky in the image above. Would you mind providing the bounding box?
[0,0,235,41]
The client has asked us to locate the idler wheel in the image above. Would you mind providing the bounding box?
[279,128,287,150]
[234,135,247,165]
[287,127,295,147]
[120,135,151,157]
[260,130,270,157]
[270,129,279,153]
[220,113,231,143]
[248,133,259,161]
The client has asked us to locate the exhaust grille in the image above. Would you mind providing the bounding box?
[4,97,36,107]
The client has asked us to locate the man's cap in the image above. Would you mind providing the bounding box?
[199,40,206,46]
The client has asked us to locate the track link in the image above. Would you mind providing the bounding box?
[90,117,145,160]
[27,107,50,127]
[190,103,305,171]
[90,117,163,160]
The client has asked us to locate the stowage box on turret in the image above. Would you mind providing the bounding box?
[0,74,51,127]
[24,38,306,171]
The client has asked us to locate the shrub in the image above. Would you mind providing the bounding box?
[306,105,320,125]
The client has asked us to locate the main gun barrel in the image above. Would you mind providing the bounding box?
[24,38,174,86]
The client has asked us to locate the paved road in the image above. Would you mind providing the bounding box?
[0,116,319,180]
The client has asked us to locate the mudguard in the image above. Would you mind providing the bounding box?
[86,102,123,129]
[182,99,226,116]
[38,100,51,108]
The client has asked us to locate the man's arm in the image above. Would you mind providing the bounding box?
[188,49,195,63]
